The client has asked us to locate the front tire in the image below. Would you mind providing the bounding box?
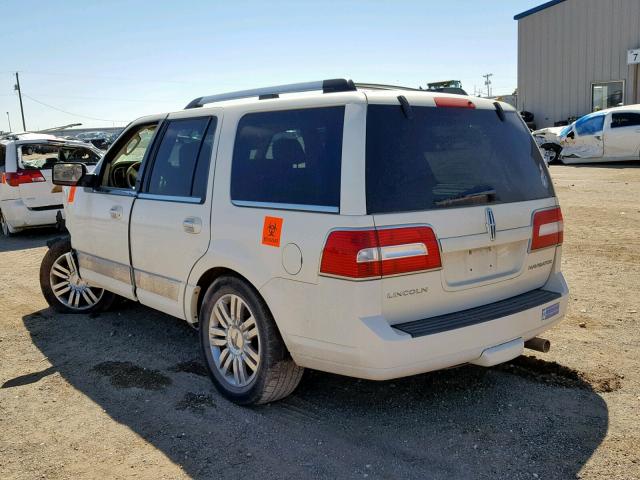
[200,276,304,405]
[40,238,116,313]
[540,143,562,165]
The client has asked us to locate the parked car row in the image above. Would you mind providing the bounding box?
[533,105,640,165]
[0,133,103,235]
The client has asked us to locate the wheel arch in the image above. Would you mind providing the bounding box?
[188,266,284,340]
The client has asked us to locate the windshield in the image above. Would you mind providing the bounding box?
[560,125,573,137]
[365,106,554,214]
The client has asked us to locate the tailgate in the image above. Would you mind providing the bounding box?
[373,199,558,325]
[364,99,560,325]
[18,169,63,208]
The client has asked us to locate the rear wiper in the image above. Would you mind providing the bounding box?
[434,187,496,207]
[493,101,505,122]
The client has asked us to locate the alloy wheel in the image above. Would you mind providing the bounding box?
[208,294,261,388]
[49,252,104,310]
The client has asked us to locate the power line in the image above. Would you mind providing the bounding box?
[16,70,192,85]
[22,94,129,123]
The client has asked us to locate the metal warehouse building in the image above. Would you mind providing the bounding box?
[515,0,640,128]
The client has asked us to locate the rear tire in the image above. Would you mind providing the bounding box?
[40,237,116,313]
[0,210,15,236]
[200,276,304,405]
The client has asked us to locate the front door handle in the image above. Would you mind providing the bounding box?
[183,217,202,234]
[109,206,123,219]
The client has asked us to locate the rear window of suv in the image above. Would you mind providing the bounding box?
[231,106,344,212]
[365,105,554,214]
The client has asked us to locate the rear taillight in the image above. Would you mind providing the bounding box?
[531,207,563,251]
[3,170,46,187]
[320,226,441,280]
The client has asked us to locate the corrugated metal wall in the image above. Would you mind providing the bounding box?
[518,0,640,128]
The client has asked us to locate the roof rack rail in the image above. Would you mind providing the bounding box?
[185,78,357,109]
[354,82,421,92]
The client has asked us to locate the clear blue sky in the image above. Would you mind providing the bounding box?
[1,0,543,131]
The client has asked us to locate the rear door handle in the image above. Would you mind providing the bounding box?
[183,217,202,234]
[109,206,122,219]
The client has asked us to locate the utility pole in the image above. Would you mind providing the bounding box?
[14,72,26,132]
[482,73,494,98]
[5,112,11,132]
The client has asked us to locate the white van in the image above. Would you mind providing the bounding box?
[40,79,569,404]
[0,133,102,235]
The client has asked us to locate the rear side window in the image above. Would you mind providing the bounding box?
[0,144,5,170]
[611,112,640,129]
[575,114,605,136]
[19,144,60,170]
[231,107,344,212]
[366,106,554,214]
[146,117,216,199]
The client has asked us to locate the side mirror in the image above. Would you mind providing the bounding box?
[567,131,575,139]
[52,162,87,186]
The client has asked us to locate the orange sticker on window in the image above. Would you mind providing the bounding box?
[262,216,283,247]
[67,186,77,204]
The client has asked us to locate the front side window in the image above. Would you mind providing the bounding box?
[145,117,216,199]
[231,107,345,211]
[592,81,624,111]
[574,114,605,136]
[59,146,101,164]
[611,112,640,129]
[101,124,157,190]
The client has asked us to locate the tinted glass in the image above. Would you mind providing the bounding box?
[366,106,554,214]
[611,112,640,129]
[192,118,217,199]
[147,117,212,198]
[575,114,605,136]
[231,107,344,210]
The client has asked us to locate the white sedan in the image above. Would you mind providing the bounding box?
[533,105,640,164]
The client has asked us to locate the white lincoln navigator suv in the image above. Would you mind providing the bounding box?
[40,79,568,405]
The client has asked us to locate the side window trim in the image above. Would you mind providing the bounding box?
[138,115,215,204]
[231,200,339,213]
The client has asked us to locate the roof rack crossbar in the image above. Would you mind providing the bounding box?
[185,78,356,109]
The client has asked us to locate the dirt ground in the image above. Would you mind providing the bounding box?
[0,163,638,480]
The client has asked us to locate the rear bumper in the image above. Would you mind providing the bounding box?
[0,199,64,230]
[281,272,569,380]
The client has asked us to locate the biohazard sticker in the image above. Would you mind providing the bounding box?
[262,216,283,247]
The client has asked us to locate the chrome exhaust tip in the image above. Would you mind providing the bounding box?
[524,337,551,353]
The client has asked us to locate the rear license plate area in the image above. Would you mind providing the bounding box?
[542,302,560,321]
